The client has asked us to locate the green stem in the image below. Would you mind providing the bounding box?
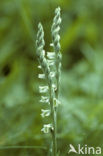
[49,84,57,156]
[55,50,61,155]
[56,66,59,99]
[53,109,57,156]
[52,107,57,156]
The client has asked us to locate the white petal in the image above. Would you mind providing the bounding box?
[42,50,45,56]
[47,60,55,66]
[41,124,53,133]
[39,86,49,93]
[41,128,45,133]
[41,109,50,118]
[58,17,62,24]
[50,43,54,47]
[38,74,45,79]
[50,72,56,78]
[53,98,61,107]
[52,84,57,91]
[40,96,49,103]
[56,34,60,41]
[38,65,42,69]
[47,52,55,59]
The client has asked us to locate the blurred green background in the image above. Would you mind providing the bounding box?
[0,0,103,155]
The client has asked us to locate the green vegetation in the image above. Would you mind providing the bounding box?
[0,0,103,156]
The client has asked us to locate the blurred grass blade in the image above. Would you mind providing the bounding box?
[0,146,47,150]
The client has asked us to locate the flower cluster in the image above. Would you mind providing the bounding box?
[51,7,62,97]
[36,7,61,136]
[36,23,53,134]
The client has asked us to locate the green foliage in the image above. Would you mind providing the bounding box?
[0,0,103,155]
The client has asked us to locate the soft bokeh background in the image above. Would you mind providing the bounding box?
[0,0,103,155]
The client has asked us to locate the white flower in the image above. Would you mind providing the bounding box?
[41,109,50,118]
[52,84,57,91]
[56,34,60,41]
[50,43,54,47]
[39,86,49,93]
[53,98,61,107]
[41,124,53,133]
[47,59,55,66]
[47,52,55,59]
[50,72,56,78]
[50,72,55,77]
[42,50,45,56]
[38,74,45,79]
[40,96,50,104]
[38,65,42,69]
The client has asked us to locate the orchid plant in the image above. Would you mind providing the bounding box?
[36,7,62,156]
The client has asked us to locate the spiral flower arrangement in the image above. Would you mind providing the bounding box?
[36,7,62,156]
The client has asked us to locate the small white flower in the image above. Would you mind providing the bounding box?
[52,84,57,91]
[41,109,50,118]
[39,86,49,93]
[50,72,56,78]
[40,96,50,104]
[56,34,60,41]
[41,124,53,133]
[38,65,42,69]
[53,98,61,107]
[47,52,55,59]
[38,74,45,79]
[58,17,62,24]
[47,59,55,66]
[42,50,45,56]
[50,43,54,47]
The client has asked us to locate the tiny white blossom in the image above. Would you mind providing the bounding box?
[38,65,42,69]
[52,84,57,91]
[40,96,50,104]
[39,86,49,93]
[38,74,45,79]
[41,124,53,133]
[50,72,55,78]
[50,43,54,47]
[56,34,60,41]
[47,59,55,66]
[53,98,61,107]
[42,50,45,56]
[41,109,50,118]
[47,52,55,59]
[58,17,62,24]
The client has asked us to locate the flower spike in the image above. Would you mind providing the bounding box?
[35,7,62,156]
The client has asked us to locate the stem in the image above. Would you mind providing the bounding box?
[50,46,61,156]
[53,109,57,156]
[49,84,57,156]
[56,64,60,99]
[54,50,61,155]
